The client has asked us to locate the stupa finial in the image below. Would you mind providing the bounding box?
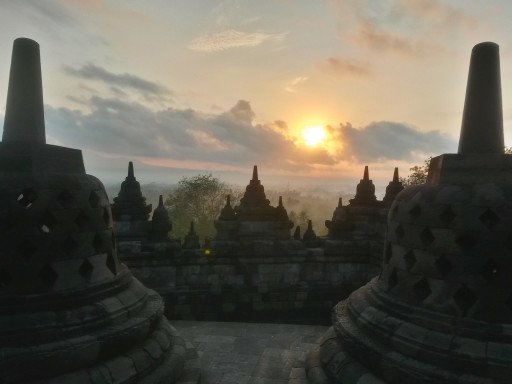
[128,161,134,178]
[278,196,283,207]
[3,38,46,144]
[459,42,504,154]
[393,167,399,182]
[338,197,342,208]
[158,194,163,207]
[363,166,369,181]
[252,165,258,181]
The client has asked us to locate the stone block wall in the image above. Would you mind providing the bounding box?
[120,247,380,325]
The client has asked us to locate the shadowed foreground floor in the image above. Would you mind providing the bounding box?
[174,321,328,384]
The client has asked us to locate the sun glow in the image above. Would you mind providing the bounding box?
[302,125,326,146]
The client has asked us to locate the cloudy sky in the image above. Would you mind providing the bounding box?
[0,0,511,190]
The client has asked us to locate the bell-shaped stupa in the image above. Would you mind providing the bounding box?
[307,42,512,384]
[0,38,190,383]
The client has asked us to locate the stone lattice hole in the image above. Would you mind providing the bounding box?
[439,206,456,224]
[88,190,100,209]
[57,189,75,209]
[75,210,89,231]
[79,258,94,282]
[38,264,58,287]
[61,236,78,255]
[480,258,499,280]
[453,284,477,315]
[419,228,435,247]
[40,210,58,234]
[455,231,477,250]
[403,250,417,271]
[17,188,37,208]
[413,277,431,302]
[479,208,500,229]
[18,241,37,262]
[409,204,422,219]
[434,254,452,277]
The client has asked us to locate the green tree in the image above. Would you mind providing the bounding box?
[164,174,242,241]
[400,157,432,187]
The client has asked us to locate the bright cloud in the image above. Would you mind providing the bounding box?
[188,29,287,52]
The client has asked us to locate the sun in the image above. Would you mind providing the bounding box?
[302,125,326,146]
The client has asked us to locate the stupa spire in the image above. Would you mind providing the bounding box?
[458,42,504,154]
[393,167,399,182]
[338,197,342,208]
[3,38,45,144]
[128,161,134,178]
[363,165,369,181]
[252,165,258,181]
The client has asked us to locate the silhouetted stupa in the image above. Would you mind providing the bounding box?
[0,38,190,383]
[307,42,512,384]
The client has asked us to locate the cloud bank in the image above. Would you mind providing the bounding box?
[329,121,456,162]
[64,63,171,96]
[44,95,456,173]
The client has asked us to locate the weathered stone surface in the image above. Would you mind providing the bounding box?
[0,38,191,383]
[308,42,512,383]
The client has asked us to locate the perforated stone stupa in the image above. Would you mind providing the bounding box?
[0,38,191,383]
[307,42,512,384]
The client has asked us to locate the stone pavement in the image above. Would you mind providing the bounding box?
[173,320,329,384]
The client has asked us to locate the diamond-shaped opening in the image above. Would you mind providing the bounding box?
[40,210,58,233]
[61,236,78,254]
[17,188,37,209]
[89,191,100,209]
[480,258,499,280]
[2,214,16,232]
[419,228,435,247]
[103,207,110,227]
[106,251,117,275]
[403,250,417,271]
[455,232,476,249]
[18,241,37,262]
[395,225,405,241]
[388,268,398,290]
[75,210,88,231]
[479,209,499,229]
[409,204,422,219]
[434,254,452,277]
[57,189,75,209]
[0,266,12,287]
[453,284,477,314]
[79,258,94,282]
[92,233,103,253]
[39,264,58,287]
[413,277,431,302]
[439,206,456,224]
[384,242,392,264]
